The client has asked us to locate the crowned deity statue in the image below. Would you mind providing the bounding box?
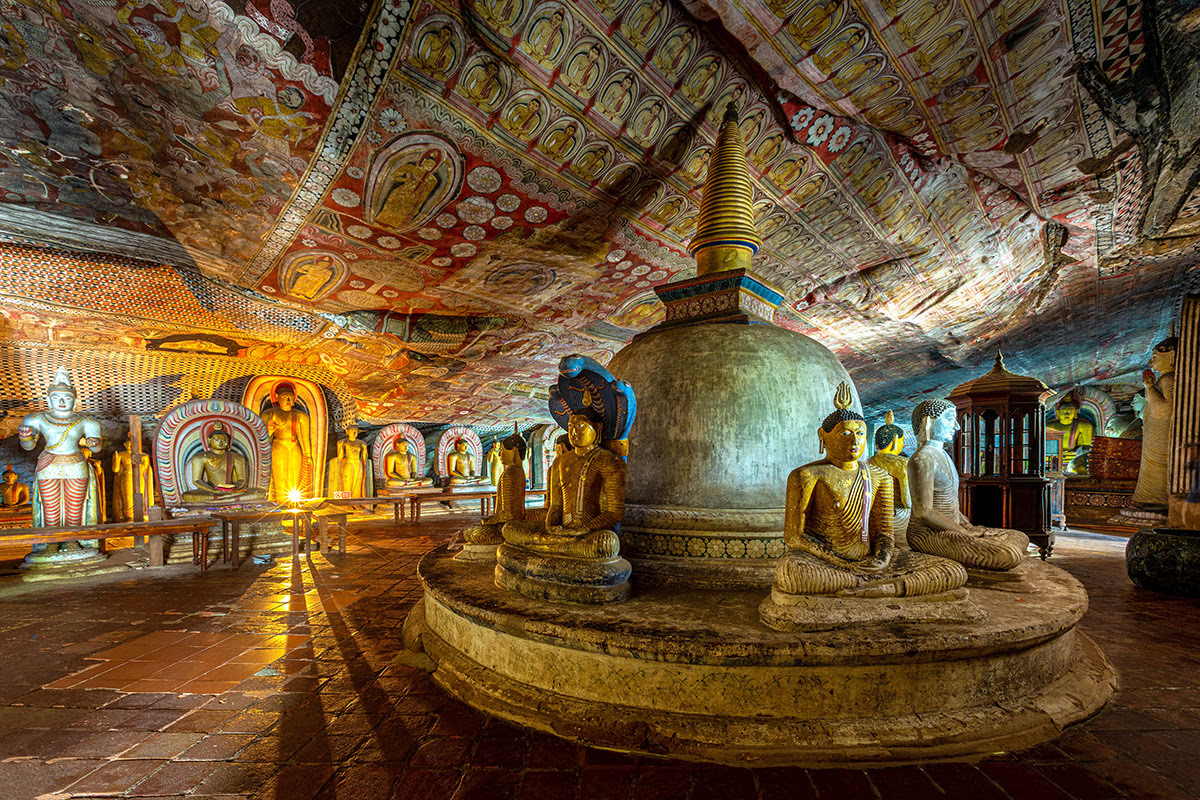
[768,384,967,601]
[260,382,313,501]
[907,399,1030,572]
[182,421,266,503]
[384,438,433,491]
[868,410,911,547]
[0,464,31,513]
[1131,334,1177,510]
[459,434,527,561]
[446,438,483,485]
[328,426,369,497]
[18,368,102,531]
[113,439,156,522]
[1046,391,1095,474]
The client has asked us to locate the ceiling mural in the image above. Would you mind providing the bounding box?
[0,0,1195,426]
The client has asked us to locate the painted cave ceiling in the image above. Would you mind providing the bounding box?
[0,0,1197,427]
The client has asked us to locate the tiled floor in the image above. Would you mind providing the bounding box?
[0,522,1197,799]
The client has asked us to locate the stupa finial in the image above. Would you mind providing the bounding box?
[689,101,762,277]
[994,349,1006,371]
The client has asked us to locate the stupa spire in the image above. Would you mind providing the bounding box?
[689,102,762,276]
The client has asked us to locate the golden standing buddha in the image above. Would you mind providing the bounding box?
[113,439,155,522]
[459,434,528,561]
[907,400,1030,572]
[260,382,312,501]
[769,384,967,599]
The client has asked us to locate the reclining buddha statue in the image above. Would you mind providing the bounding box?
[458,433,527,562]
[495,355,636,604]
[907,399,1029,574]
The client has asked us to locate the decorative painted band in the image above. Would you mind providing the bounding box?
[620,530,788,560]
[687,237,762,256]
[623,504,784,532]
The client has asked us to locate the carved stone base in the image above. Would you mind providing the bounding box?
[412,546,1115,765]
[966,561,1035,592]
[494,543,631,604]
[454,543,499,563]
[759,587,984,632]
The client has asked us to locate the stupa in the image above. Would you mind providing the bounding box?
[405,105,1115,765]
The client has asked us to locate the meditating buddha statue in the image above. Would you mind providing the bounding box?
[907,399,1029,573]
[768,384,967,601]
[113,439,155,522]
[260,382,312,501]
[459,434,527,561]
[446,438,482,485]
[182,422,266,503]
[526,434,569,528]
[0,464,30,513]
[383,438,433,492]
[1046,391,1094,474]
[868,410,911,547]
[328,426,369,497]
[1131,334,1176,510]
[497,410,631,602]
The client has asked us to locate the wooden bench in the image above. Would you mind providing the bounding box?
[0,517,215,568]
[207,509,314,569]
[408,489,496,523]
[323,495,409,523]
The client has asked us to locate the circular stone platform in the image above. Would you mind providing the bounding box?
[409,546,1116,766]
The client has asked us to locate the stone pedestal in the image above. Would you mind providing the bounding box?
[412,545,1115,765]
[493,543,631,604]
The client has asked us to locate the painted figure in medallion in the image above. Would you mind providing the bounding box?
[376,149,446,231]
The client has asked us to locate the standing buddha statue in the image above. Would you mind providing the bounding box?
[260,382,312,501]
[328,426,369,497]
[459,434,527,561]
[1131,334,1176,510]
[868,410,911,547]
[907,399,1030,573]
[113,439,156,522]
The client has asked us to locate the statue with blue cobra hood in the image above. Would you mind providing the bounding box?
[497,354,636,603]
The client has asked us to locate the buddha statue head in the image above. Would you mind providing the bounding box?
[1055,394,1081,426]
[274,382,297,411]
[345,425,360,441]
[874,410,904,455]
[206,421,232,453]
[912,398,957,445]
[817,383,867,464]
[567,410,603,450]
[501,433,527,466]
[2,464,17,486]
[1151,334,1177,374]
[394,437,411,455]
[454,438,469,454]
[46,367,77,419]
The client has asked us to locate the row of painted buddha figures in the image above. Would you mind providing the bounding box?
[456,383,1028,607]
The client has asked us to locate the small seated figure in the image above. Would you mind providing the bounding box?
[384,438,433,492]
[459,434,527,561]
[907,399,1030,573]
[868,410,911,547]
[1046,391,1094,474]
[498,411,631,603]
[447,438,483,485]
[182,422,266,504]
[0,464,30,513]
[768,384,967,603]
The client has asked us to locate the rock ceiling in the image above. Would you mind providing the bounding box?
[0,0,1197,426]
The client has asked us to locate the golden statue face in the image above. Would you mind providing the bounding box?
[454,440,468,453]
[276,392,296,411]
[347,428,359,440]
[1150,348,1175,373]
[820,420,866,462]
[567,414,599,448]
[395,439,410,454]
[208,432,231,453]
[1056,406,1078,424]
[2,472,15,484]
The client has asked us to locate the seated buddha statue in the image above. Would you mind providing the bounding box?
[182,422,266,503]
[907,399,1030,573]
[446,438,483,485]
[1045,392,1094,474]
[525,434,569,529]
[459,434,527,561]
[383,438,433,492]
[0,464,31,513]
[770,384,967,601]
[497,411,631,603]
[868,410,911,547]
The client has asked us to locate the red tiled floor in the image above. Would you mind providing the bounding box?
[0,523,1198,798]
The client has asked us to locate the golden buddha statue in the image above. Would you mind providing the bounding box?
[1046,392,1095,474]
[770,384,967,599]
[0,464,30,513]
[459,434,527,561]
[383,438,433,492]
[182,422,266,503]
[446,438,482,485]
[1131,334,1177,510]
[328,426,369,497]
[868,410,910,547]
[260,382,312,501]
[497,411,630,602]
[907,399,1030,572]
[486,441,502,486]
[113,440,155,522]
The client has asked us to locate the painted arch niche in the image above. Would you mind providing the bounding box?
[364,133,465,233]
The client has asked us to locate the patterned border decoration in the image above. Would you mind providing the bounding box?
[372,423,427,482]
[620,530,787,560]
[436,425,482,479]
[155,400,271,506]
